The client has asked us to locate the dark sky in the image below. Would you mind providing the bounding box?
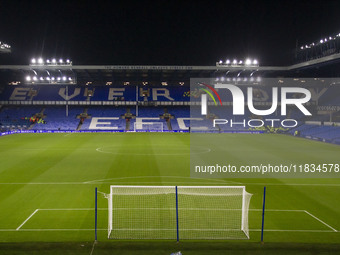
[0,0,340,66]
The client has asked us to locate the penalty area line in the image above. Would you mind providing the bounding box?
[16,209,39,231]
[304,210,338,232]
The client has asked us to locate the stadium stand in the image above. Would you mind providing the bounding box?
[0,84,339,144]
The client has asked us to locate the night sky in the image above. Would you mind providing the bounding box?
[0,0,340,66]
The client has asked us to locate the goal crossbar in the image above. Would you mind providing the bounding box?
[108,185,252,240]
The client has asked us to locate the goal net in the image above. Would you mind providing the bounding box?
[108,186,252,240]
[133,122,164,132]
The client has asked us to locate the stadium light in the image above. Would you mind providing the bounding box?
[299,30,340,51]
[26,76,31,81]
[217,58,259,67]
[0,41,11,53]
[30,57,72,66]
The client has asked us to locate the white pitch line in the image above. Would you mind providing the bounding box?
[0,228,337,233]
[39,208,107,211]
[1,182,340,186]
[13,229,107,231]
[250,229,336,233]
[0,182,86,185]
[16,209,39,231]
[304,210,338,232]
[83,175,240,184]
[239,183,340,187]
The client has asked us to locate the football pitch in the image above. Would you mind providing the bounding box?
[0,132,340,254]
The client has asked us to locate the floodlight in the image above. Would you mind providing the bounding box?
[68,77,72,81]
[320,39,324,43]
[46,59,50,63]
[62,76,67,81]
[52,58,56,63]
[59,59,63,63]
[221,77,225,82]
[57,77,61,81]
[39,77,44,81]
[253,59,258,65]
[245,59,251,65]
[31,58,36,64]
[51,77,55,80]
[219,60,223,64]
[226,59,230,64]
[233,59,237,65]
[239,60,243,64]
[38,58,43,64]
[46,77,50,80]
[33,76,38,81]
[26,76,31,81]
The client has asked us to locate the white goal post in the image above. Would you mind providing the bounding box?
[133,122,164,132]
[108,185,252,240]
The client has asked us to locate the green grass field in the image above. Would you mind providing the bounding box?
[0,132,340,254]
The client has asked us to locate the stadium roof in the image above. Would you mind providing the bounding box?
[1,53,340,86]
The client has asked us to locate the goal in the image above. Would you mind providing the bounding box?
[133,122,164,132]
[107,185,252,240]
